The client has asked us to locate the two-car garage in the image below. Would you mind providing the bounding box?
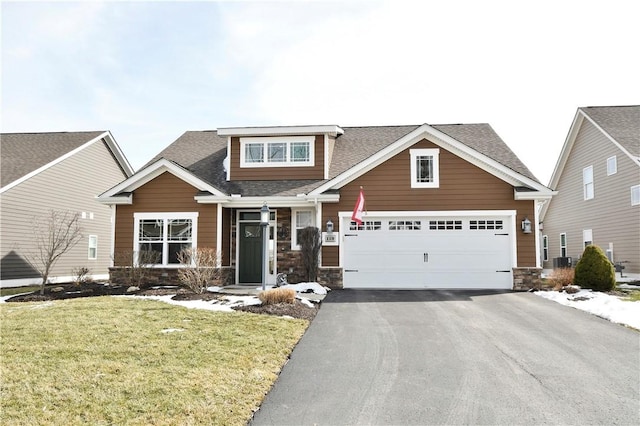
[341,212,515,290]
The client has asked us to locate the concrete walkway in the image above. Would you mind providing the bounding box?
[250,289,639,426]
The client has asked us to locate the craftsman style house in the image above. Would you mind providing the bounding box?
[1,131,133,287]
[98,123,554,290]
[540,106,640,277]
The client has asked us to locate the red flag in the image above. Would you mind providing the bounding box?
[351,187,365,225]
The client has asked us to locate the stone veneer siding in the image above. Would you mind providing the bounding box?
[512,267,543,291]
[109,267,235,288]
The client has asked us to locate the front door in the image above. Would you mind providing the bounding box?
[238,223,263,283]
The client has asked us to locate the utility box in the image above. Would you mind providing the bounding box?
[553,257,572,268]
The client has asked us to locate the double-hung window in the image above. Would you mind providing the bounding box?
[631,185,640,206]
[291,209,314,250]
[134,212,198,266]
[542,235,548,262]
[240,136,314,167]
[560,233,567,257]
[88,235,98,260]
[583,166,594,200]
[410,148,440,188]
[607,156,617,175]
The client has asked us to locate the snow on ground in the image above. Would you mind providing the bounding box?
[116,294,262,312]
[535,288,640,330]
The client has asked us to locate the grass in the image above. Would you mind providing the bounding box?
[621,289,640,302]
[0,296,309,425]
[0,285,41,297]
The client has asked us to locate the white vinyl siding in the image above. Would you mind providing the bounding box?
[583,166,594,200]
[410,148,440,188]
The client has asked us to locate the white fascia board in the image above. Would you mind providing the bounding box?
[217,125,344,137]
[514,189,557,201]
[103,130,134,176]
[1,131,113,194]
[310,124,551,195]
[196,194,339,207]
[98,158,227,199]
[96,194,133,205]
[547,110,585,191]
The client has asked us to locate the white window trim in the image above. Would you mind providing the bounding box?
[410,148,440,188]
[583,165,594,200]
[88,235,98,260]
[583,229,593,248]
[291,208,315,251]
[560,232,567,257]
[240,136,315,168]
[133,212,199,267]
[631,185,640,206]
[542,235,548,262]
[606,156,617,176]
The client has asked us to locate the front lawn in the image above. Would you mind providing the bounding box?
[0,297,308,425]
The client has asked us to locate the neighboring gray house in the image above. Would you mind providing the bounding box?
[540,106,640,278]
[1,131,133,287]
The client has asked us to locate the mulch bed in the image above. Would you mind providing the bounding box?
[4,282,319,321]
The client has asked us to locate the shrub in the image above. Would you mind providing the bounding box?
[548,268,574,291]
[574,245,616,292]
[72,267,92,285]
[258,288,296,305]
[177,248,221,294]
[113,249,161,288]
[299,226,322,282]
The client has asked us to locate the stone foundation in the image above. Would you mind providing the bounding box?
[109,266,235,288]
[317,267,343,289]
[512,267,543,291]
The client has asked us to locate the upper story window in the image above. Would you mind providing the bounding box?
[410,148,440,188]
[606,156,617,175]
[583,165,594,200]
[240,136,314,168]
[632,185,640,206]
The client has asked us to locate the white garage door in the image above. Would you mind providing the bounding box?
[342,214,514,289]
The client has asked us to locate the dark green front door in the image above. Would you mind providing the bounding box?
[239,223,263,284]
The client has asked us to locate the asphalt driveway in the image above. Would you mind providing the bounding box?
[250,290,639,425]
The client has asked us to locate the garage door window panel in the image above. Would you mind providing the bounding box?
[350,220,382,231]
[470,220,503,230]
[389,220,421,231]
[429,220,462,230]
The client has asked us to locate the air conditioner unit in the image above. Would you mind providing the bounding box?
[553,257,572,268]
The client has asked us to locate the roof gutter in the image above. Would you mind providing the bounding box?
[194,193,340,206]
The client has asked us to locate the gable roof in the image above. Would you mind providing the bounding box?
[580,106,640,157]
[102,123,550,203]
[547,106,640,191]
[1,131,133,191]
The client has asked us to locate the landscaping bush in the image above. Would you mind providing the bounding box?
[574,245,616,292]
[548,268,574,291]
[177,247,220,294]
[259,288,296,305]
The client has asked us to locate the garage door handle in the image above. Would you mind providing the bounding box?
[496,270,511,273]
[344,234,358,237]
[495,233,509,236]
[345,269,358,273]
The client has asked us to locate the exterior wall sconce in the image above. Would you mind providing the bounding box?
[326,218,334,234]
[521,217,532,234]
[260,203,270,290]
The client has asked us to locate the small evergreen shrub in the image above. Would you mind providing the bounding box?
[573,245,616,292]
[258,288,296,305]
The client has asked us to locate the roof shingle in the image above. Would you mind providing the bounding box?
[580,106,640,156]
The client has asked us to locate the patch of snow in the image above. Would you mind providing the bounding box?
[281,282,329,295]
[207,286,223,293]
[298,298,315,308]
[150,286,180,290]
[116,294,262,312]
[535,289,640,330]
[161,328,185,333]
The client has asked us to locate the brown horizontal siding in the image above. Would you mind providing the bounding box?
[321,139,536,267]
[114,172,217,266]
[230,135,325,180]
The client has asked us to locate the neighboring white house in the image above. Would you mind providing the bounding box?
[1,131,133,287]
[540,106,640,280]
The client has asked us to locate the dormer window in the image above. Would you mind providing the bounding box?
[240,136,314,167]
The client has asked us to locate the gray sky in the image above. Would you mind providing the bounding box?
[2,0,638,184]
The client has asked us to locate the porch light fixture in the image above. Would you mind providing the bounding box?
[521,217,532,234]
[260,203,270,291]
[326,218,334,234]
